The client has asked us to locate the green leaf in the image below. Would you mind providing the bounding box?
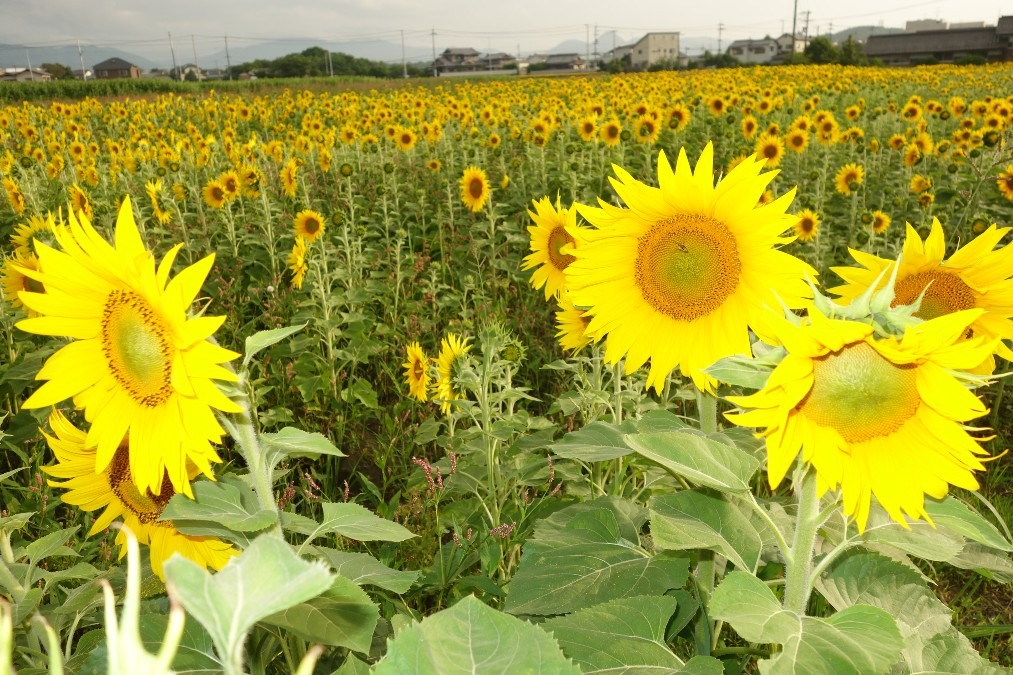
[282,502,415,546]
[13,587,43,624]
[0,467,25,484]
[677,656,725,674]
[341,379,378,408]
[243,323,307,368]
[26,526,79,567]
[505,543,689,616]
[709,572,796,643]
[164,534,334,665]
[138,613,221,674]
[704,354,774,389]
[543,595,687,673]
[333,654,372,675]
[161,478,276,533]
[913,627,1009,674]
[312,548,419,593]
[527,497,648,556]
[947,542,1013,582]
[260,426,346,470]
[261,576,379,652]
[374,595,581,675]
[924,496,1013,552]
[625,430,761,492]
[551,421,632,462]
[650,490,764,572]
[0,512,32,531]
[861,516,964,562]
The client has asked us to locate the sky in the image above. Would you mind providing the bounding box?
[0,0,1008,65]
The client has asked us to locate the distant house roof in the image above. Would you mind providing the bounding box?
[93,57,138,70]
[442,48,480,56]
[865,26,1001,56]
[727,38,778,50]
[545,52,586,65]
[998,16,1013,36]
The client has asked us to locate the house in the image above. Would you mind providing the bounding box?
[0,68,52,83]
[72,68,93,80]
[727,38,779,64]
[601,44,633,64]
[543,53,588,71]
[865,16,1013,65]
[93,57,141,79]
[432,47,481,74]
[481,52,516,69]
[630,32,680,69]
[774,33,808,56]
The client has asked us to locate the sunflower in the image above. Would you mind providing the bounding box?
[668,104,691,131]
[396,128,417,152]
[202,180,227,209]
[15,198,241,496]
[997,165,1013,201]
[69,184,92,220]
[145,180,172,225]
[293,209,325,243]
[741,115,759,139]
[402,342,430,402]
[11,214,56,257]
[871,210,891,234]
[521,196,587,300]
[784,129,809,153]
[288,235,308,289]
[910,174,932,194]
[726,306,994,532]
[754,133,784,168]
[600,119,622,147]
[707,97,725,116]
[427,159,442,172]
[435,333,471,414]
[281,158,299,197]
[3,178,26,215]
[2,251,42,314]
[42,410,236,580]
[566,143,815,392]
[217,170,241,201]
[556,293,594,353]
[577,117,597,142]
[793,209,820,242]
[459,166,490,213]
[488,133,501,149]
[831,218,1013,371]
[834,163,864,196]
[633,116,660,145]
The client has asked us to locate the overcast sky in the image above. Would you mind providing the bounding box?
[0,0,1007,62]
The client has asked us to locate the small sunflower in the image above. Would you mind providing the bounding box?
[293,209,325,243]
[15,197,241,497]
[784,129,809,153]
[396,128,417,152]
[402,342,430,402]
[997,165,1013,201]
[600,119,622,147]
[427,159,442,172]
[69,184,92,220]
[42,410,237,580]
[834,163,864,196]
[11,214,56,257]
[566,143,815,392]
[556,293,594,353]
[288,236,308,289]
[281,158,299,197]
[754,133,784,168]
[871,210,892,234]
[459,166,490,213]
[793,209,820,242]
[726,306,994,532]
[218,170,241,200]
[910,174,932,194]
[831,218,1013,371]
[521,196,587,300]
[2,251,42,314]
[202,180,227,209]
[577,117,597,142]
[435,333,471,415]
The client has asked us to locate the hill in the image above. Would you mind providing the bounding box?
[0,43,158,71]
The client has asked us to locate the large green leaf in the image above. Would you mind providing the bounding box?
[26,526,79,567]
[283,501,415,546]
[138,613,221,674]
[527,497,647,555]
[625,431,761,492]
[861,516,964,562]
[163,534,333,665]
[551,421,632,462]
[374,595,580,674]
[260,426,346,470]
[542,595,687,673]
[910,627,1009,674]
[924,496,1013,552]
[261,576,378,652]
[709,572,796,643]
[650,490,764,572]
[312,548,419,594]
[161,477,276,534]
[243,322,307,368]
[505,543,688,616]
[704,354,775,389]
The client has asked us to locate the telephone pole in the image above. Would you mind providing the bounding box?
[804,11,810,42]
[790,0,799,58]
[77,40,86,79]
[224,34,232,80]
[585,24,590,66]
[717,23,724,53]
[431,28,437,76]
[168,32,180,80]
[191,34,200,79]
[25,50,34,80]
[400,29,407,78]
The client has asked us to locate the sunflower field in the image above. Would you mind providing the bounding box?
[1,62,1013,674]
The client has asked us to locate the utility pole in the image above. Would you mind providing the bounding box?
[718,23,724,53]
[224,34,232,80]
[828,22,834,39]
[585,24,590,66]
[804,10,810,40]
[431,28,437,77]
[790,0,798,58]
[25,50,34,80]
[593,24,599,66]
[400,29,407,78]
[77,40,86,80]
[191,34,200,79]
[517,43,521,75]
[169,32,180,80]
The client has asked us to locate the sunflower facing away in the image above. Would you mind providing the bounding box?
[293,209,326,243]
[15,197,242,497]
[435,333,471,414]
[42,410,236,580]
[831,217,1013,371]
[565,143,816,392]
[726,306,994,531]
[460,166,490,213]
[403,341,430,402]
[521,196,587,300]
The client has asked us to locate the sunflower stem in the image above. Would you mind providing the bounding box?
[783,468,821,614]
[696,389,718,435]
[229,395,281,533]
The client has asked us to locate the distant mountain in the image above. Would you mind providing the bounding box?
[830,25,904,44]
[0,43,159,71]
[204,38,434,68]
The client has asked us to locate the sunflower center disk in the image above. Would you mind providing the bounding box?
[547,226,576,270]
[893,271,975,321]
[469,178,484,199]
[801,342,919,444]
[109,446,174,524]
[636,216,741,321]
[102,290,174,407]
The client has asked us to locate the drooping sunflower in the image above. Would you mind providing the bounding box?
[871,210,892,234]
[202,180,227,209]
[145,180,172,225]
[830,217,1013,371]
[435,333,471,414]
[566,143,816,392]
[793,209,820,242]
[3,177,25,215]
[15,198,242,496]
[281,158,299,197]
[68,184,93,220]
[288,235,309,289]
[42,410,237,580]
[459,166,490,213]
[834,163,864,196]
[997,165,1013,201]
[402,342,430,402]
[521,196,587,300]
[726,306,994,532]
[555,293,594,353]
[293,209,326,243]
